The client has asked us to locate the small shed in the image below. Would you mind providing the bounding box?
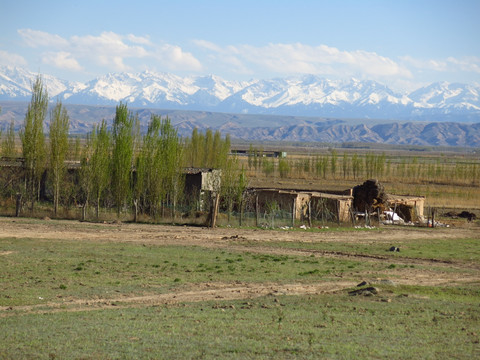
[253,188,353,223]
[184,168,222,209]
[386,194,425,222]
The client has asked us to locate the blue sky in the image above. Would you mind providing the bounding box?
[1,0,479,92]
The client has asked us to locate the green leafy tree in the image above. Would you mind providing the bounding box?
[20,75,48,212]
[342,152,350,179]
[111,103,137,217]
[263,158,275,177]
[2,120,16,157]
[330,149,337,179]
[89,120,111,219]
[136,115,184,220]
[278,158,290,178]
[49,100,70,215]
[159,117,184,220]
[220,156,247,222]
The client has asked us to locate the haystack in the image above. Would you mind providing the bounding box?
[352,179,388,212]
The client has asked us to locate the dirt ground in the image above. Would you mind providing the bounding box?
[0,217,479,315]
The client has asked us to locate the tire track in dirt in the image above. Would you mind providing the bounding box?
[0,281,356,317]
[1,218,479,317]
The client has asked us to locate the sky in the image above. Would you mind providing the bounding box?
[1,0,479,92]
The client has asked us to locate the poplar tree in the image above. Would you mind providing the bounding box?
[2,120,16,157]
[111,103,136,217]
[20,75,48,212]
[159,117,183,219]
[89,120,111,219]
[49,100,70,215]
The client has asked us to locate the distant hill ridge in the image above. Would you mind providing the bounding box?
[1,102,480,147]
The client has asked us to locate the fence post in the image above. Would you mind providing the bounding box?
[431,207,436,228]
[255,194,259,227]
[308,200,312,228]
[239,199,243,227]
[292,197,296,227]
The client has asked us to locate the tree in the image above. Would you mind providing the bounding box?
[278,158,290,178]
[20,75,48,212]
[2,120,16,157]
[89,120,111,219]
[49,100,70,215]
[220,156,247,222]
[160,117,184,220]
[330,149,338,179]
[136,115,184,220]
[111,103,137,217]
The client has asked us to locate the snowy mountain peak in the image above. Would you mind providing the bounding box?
[0,66,479,121]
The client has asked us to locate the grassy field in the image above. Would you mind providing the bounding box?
[0,217,479,359]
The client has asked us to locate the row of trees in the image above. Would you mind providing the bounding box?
[0,75,247,222]
[246,146,479,185]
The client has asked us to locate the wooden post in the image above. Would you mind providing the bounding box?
[255,194,259,227]
[15,193,22,217]
[210,192,220,228]
[239,199,243,227]
[336,200,340,225]
[292,197,296,227]
[308,200,312,228]
[377,207,381,227]
[431,207,435,228]
[393,203,397,225]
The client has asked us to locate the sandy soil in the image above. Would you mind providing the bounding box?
[0,217,479,315]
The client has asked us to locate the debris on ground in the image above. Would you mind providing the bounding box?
[357,279,397,287]
[349,287,379,296]
[443,210,477,221]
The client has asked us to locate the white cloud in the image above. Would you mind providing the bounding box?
[16,29,202,73]
[154,43,202,71]
[42,51,83,71]
[0,50,27,67]
[127,34,152,45]
[446,56,480,74]
[18,29,69,48]
[194,41,412,79]
[400,56,448,71]
[401,55,480,75]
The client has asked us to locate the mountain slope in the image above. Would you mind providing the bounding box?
[1,102,480,147]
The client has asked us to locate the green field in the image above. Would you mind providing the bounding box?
[1,218,479,359]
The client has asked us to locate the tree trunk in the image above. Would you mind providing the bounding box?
[133,199,138,223]
[15,193,22,217]
[82,200,87,221]
[96,197,100,220]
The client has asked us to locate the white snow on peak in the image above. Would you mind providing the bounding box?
[0,66,479,118]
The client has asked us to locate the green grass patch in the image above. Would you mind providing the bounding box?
[0,237,383,307]
[1,291,479,359]
[238,236,480,263]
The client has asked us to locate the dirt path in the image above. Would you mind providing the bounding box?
[0,217,479,315]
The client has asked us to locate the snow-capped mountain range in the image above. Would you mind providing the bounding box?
[1,65,479,121]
